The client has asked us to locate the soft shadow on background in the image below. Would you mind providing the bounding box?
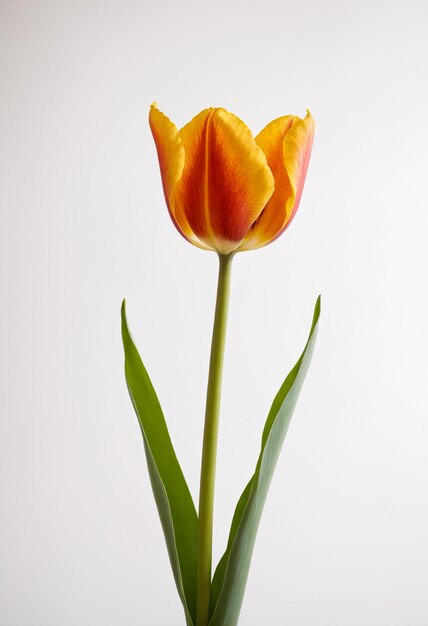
[1,0,427,624]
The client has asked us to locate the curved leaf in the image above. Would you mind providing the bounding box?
[121,301,197,626]
[209,296,321,626]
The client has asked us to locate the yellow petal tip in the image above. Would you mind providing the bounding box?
[305,109,315,124]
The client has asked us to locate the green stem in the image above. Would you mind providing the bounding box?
[196,252,233,626]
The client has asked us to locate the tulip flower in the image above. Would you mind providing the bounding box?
[149,103,314,255]
[122,103,320,626]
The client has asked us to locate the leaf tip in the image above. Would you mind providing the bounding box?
[121,299,130,343]
[309,295,321,334]
[121,299,129,328]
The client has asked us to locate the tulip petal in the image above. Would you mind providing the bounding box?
[238,115,294,250]
[149,104,210,250]
[283,111,315,222]
[239,111,314,251]
[175,108,275,254]
[149,104,184,201]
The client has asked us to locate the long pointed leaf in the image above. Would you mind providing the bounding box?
[209,296,321,626]
[121,301,197,626]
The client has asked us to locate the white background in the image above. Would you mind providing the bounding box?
[1,1,428,624]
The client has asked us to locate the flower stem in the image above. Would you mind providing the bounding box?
[196,252,233,626]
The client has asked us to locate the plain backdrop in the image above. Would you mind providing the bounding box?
[1,0,428,624]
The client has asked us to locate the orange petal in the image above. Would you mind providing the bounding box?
[174,108,275,254]
[239,111,314,251]
[149,104,210,249]
[238,115,294,250]
[283,111,315,221]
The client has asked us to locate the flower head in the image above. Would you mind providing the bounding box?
[149,104,314,254]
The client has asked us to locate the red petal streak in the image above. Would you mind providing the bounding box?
[175,108,274,253]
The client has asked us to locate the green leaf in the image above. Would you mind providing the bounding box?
[209,296,321,626]
[121,301,197,626]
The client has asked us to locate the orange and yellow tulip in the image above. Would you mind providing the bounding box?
[149,103,314,255]
[122,102,320,626]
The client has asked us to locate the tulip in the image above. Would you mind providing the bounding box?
[149,103,314,255]
[143,104,316,626]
